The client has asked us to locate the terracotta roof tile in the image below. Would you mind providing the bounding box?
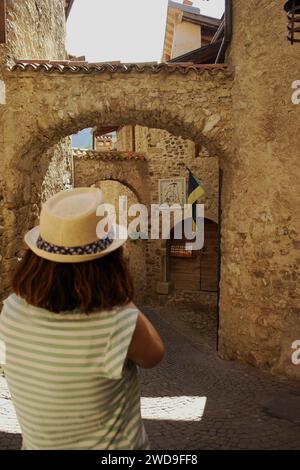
[73,149,146,161]
[10,60,229,75]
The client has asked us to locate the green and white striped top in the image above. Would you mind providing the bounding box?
[0,294,149,450]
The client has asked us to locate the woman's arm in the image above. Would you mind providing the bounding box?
[127,310,165,369]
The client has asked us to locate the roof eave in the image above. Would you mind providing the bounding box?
[182,12,222,29]
[168,40,223,64]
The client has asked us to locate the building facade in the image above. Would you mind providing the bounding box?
[162,0,221,62]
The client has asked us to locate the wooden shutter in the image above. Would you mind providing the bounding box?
[0,0,6,44]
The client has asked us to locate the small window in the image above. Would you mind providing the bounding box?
[0,0,6,45]
[170,240,195,258]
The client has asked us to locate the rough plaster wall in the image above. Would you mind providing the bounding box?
[172,20,202,59]
[0,0,71,299]
[0,47,6,69]
[218,0,300,379]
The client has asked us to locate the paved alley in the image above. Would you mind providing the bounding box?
[0,308,300,450]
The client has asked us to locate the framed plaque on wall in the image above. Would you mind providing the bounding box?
[158,177,186,207]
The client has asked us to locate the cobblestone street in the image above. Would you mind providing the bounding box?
[0,307,300,450]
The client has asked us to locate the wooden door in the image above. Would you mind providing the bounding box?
[170,243,201,291]
[169,218,219,293]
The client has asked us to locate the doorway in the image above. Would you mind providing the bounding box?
[169,218,219,294]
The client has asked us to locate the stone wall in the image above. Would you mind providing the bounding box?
[41,138,73,202]
[73,144,219,310]
[0,0,72,299]
[5,35,299,380]
[135,126,149,153]
[218,0,300,379]
[93,180,147,304]
[73,150,150,205]
[5,0,67,63]
[116,125,220,310]
[117,126,134,152]
[0,139,73,297]
[73,150,149,303]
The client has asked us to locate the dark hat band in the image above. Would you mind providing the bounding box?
[36,227,115,256]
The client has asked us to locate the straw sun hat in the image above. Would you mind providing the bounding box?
[25,187,128,263]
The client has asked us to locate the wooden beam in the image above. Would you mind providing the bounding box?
[0,0,6,44]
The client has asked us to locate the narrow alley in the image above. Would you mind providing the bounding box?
[1,308,300,450]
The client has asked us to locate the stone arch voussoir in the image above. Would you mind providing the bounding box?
[6,66,233,176]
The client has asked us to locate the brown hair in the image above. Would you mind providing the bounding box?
[12,248,134,313]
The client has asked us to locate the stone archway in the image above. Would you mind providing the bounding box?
[4,62,233,170]
[2,60,237,370]
[73,149,150,206]
[1,61,233,295]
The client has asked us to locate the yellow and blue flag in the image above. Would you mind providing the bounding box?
[187,167,205,231]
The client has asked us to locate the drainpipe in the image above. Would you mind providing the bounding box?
[215,0,232,63]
